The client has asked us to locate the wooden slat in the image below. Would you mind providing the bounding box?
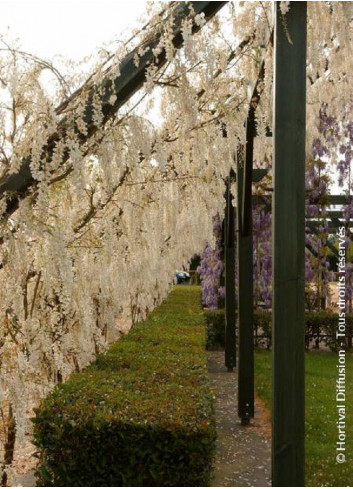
[272,2,307,486]
[0,2,227,214]
[236,148,254,425]
[224,170,236,371]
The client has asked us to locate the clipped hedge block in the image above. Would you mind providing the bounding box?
[204,309,272,350]
[205,308,353,351]
[305,311,353,350]
[204,309,226,350]
[33,286,216,487]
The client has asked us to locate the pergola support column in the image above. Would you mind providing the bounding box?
[236,148,254,425]
[272,2,307,486]
[224,172,236,371]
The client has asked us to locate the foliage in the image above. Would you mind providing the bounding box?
[197,214,225,309]
[200,104,353,312]
[255,350,353,487]
[0,0,351,476]
[305,311,353,350]
[32,287,216,487]
[205,309,353,352]
[204,309,226,350]
[204,309,272,350]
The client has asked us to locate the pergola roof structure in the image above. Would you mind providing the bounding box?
[0,1,226,215]
[0,2,350,486]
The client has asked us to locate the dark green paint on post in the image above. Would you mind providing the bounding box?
[237,149,254,423]
[272,2,307,486]
[224,172,236,371]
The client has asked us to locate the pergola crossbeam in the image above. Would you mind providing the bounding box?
[0,1,227,215]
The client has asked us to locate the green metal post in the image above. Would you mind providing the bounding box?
[237,148,254,425]
[225,174,236,371]
[272,2,307,486]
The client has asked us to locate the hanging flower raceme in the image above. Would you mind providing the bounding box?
[198,214,225,309]
[0,1,352,482]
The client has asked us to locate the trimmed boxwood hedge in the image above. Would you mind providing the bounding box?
[205,309,353,351]
[205,309,271,350]
[33,286,216,487]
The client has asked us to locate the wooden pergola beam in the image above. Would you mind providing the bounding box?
[224,169,236,371]
[0,1,227,214]
[223,164,267,373]
[235,49,271,426]
[255,194,353,206]
[237,147,254,425]
[272,2,307,486]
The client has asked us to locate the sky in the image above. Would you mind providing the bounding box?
[0,0,347,195]
[0,0,150,61]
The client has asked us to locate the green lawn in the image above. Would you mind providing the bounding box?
[255,350,353,487]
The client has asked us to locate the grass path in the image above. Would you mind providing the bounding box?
[255,350,353,487]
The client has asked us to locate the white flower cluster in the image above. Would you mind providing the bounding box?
[0,1,351,477]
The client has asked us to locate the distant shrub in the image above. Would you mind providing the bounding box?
[204,309,225,350]
[205,309,353,352]
[305,311,353,351]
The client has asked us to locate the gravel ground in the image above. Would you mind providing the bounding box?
[208,351,271,487]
